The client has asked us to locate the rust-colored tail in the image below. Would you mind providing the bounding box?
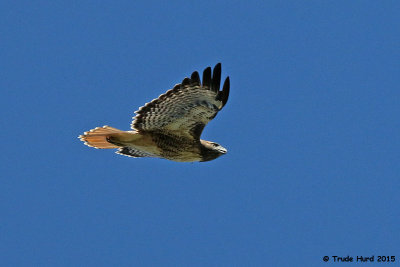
[79,125,134,149]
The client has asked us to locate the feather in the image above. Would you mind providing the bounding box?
[190,71,201,85]
[172,84,181,90]
[217,76,230,108]
[116,147,156,158]
[211,63,221,92]
[181,77,191,87]
[202,67,211,88]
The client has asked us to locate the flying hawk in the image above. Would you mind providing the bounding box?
[79,63,230,162]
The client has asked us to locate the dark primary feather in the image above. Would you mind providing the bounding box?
[217,76,230,108]
[202,67,211,87]
[190,71,201,85]
[211,63,221,92]
[181,77,191,87]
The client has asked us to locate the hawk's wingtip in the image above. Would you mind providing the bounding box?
[211,63,221,92]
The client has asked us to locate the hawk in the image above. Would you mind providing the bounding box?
[79,63,230,162]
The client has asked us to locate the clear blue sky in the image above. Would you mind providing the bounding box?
[1,1,399,266]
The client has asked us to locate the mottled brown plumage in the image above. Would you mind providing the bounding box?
[79,63,230,162]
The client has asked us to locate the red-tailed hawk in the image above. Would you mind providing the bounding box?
[79,63,230,162]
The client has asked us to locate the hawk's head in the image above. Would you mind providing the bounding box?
[200,140,227,162]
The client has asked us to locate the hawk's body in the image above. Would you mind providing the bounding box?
[79,63,230,162]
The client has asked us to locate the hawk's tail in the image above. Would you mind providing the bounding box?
[78,125,134,149]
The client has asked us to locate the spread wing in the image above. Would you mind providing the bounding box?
[131,63,230,140]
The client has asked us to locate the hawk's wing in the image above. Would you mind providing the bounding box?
[131,63,230,140]
[116,147,159,158]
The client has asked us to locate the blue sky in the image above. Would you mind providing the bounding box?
[1,1,399,266]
